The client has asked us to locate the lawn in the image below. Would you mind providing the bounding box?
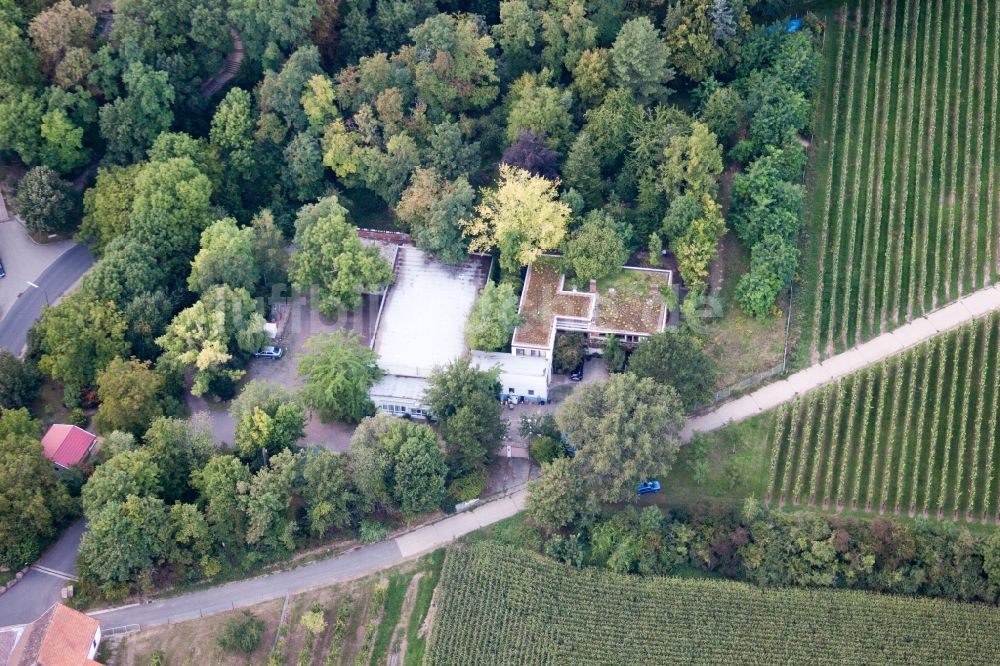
[424,543,1000,665]
[702,233,789,390]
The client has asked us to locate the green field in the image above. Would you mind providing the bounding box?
[424,543,1000,665]
[767,313,1000,522]
[802,0,1000,360]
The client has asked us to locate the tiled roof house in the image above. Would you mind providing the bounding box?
[5,603,103,666]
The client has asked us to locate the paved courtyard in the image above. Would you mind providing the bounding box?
[187,293,382,452]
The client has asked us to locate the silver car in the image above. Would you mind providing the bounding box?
[253,345,284,359]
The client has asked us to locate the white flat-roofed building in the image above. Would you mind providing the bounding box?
[368,243,492,417]
[471,350,550,403]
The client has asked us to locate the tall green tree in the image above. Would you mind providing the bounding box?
[99,62,175,164]
[78,494,173,594]
[611,17,674,104]
[393,427,447,516]
[462,165,570,275]
[192,455,252,553]
[95,358,166,437]
[227,0,319,66]
[233,398,306,460]
[627,330,715,410]
[188,218,260,294]
[564,210,629,282]
[17,166,79,235]
[79,165,142,253]
[465,282,523,352]
[81,449,161,514]
[0,350,41,410]
[0,427,75,568]
[557,373,685,503]
[142,416,214,504]
[156,286,267,397]
[395,168,474,265]
[562,132,604,210]
[243,448,301,553]
[35,294,129,397]
[298,330,381,423]
[289,195,394,316]
[301,450,355,537]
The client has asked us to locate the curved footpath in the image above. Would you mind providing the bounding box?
[90,490,525,630]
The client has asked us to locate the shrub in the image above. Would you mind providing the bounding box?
[218,611,265,654]
[68,407,89,428]
[359,520,388,544]
[553,332,586,374]
[529,436,564,466]
[448,469,488,502]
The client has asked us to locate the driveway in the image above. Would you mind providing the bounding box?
[0,242,93,355]
[0,213,77,316]
[188,293,383,452]
[0,519,85,627]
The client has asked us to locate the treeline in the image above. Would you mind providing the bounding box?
[527,498,1000,605]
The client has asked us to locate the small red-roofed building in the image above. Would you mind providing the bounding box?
[40,425,97,471]
[6,603,103,666]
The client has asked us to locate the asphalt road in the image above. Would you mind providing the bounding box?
[92,491,526,630]
[0,243,93,355]
[94,540,403,629]
[0,520,85,627]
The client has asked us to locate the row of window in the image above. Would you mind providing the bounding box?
[379,404,427,417]
[514,347,547,358]
[507,388,535,395]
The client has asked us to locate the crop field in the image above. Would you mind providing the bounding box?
[424,543,1000,666]
[803,0,1000,359]
[767,313,1000,522]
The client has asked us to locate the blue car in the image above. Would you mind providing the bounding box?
[637,480,661,497]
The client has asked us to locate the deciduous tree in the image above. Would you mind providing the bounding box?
[556,373,685,503]
[156,286,267,397]
[95,358,166,437]
[0,428,75,568]
[0,350,41,410]
[627,330,715,410]
[188,218,260,294]
[465,282,523,352]
[17,166,78,235]
[564,210,628,282]
[462,165,570,275]
[298,330,381,423]
[290,195,394,316]
[79,494,172,594]
[35,294,129,397]
[393,427,447,516]
[395,168,474,265]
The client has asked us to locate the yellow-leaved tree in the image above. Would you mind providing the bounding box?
[461,165,570,274]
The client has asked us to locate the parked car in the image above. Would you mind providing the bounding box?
[637,480,661,497]
[0,256,5,278]
[253,345,284,359]
[569,363,584,381]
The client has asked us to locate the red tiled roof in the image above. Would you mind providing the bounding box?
[8,603,102,666]
[40,425,96,469]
